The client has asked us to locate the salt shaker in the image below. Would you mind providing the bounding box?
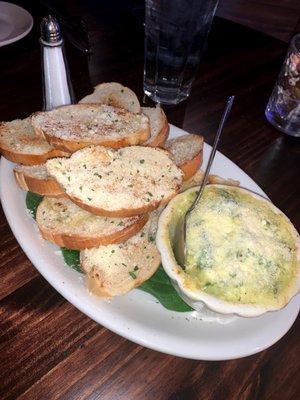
[40,15,75,111]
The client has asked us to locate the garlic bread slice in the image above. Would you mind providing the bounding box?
[81,219,160,297]
[79,82,140,113]
[46,145,183,217]
[165,134,203,181]
[14,164,64,197]
[208,174,240,186]
[31,104,150,153]
[0,118,68,165]
[36,197,148,250]
[142,106,169,147]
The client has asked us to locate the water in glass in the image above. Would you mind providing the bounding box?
[144,0,219,105]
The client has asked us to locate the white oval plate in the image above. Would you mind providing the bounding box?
[0,2,33,47]
[1,124,299,360]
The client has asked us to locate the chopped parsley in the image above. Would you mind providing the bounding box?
[129,271,137,279]
[129,266,139,279]
[139,159,145,164]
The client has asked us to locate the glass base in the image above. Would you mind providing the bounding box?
[144,83,190,105]
[265,108,300,138]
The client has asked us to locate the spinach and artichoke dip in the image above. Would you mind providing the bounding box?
[184,186,298,308]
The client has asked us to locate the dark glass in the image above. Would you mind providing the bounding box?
[265,34,300,137]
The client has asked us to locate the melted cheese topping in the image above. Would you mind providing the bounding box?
[184,187,297,308]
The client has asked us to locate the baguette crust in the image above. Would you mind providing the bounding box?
[0,147,68,165]
[142,106,170,147]
[14,165,64,197]
[32,104,150,153]
[41,130,150,153]
[179,152,203,181]
[36,197,148,250]
[165,134,204,181]
[68,190,179,217]
[39,213,148,249]
[147,120,169,147]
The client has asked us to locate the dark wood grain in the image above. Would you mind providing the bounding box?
[0,1,299,400]
[217,0,300,42]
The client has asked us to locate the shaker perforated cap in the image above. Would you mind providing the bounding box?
[40,15,62,44]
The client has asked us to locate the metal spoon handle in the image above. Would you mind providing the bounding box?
[188,95,235,214]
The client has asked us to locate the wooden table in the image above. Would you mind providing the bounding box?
[1,2,300,399]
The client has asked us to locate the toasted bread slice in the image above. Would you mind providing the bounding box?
[79,82,140,113]
[165,134,203,181]
[81,218,160,297]
[31,104,150,153]
[36,197,148,250]
[148,205,165,239]
[142,106,169,147]
[13,164,64,197]
[181,169,205,192]
[0,118,68,165]
[46,145,183,217]
[208,174,240,187]
[181,170,240,192]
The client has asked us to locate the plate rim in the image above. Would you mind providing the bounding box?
[0,1,33,47]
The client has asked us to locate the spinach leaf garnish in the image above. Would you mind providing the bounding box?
[26,191,43,219]
[61,248,82,273]
[139,266,193,312]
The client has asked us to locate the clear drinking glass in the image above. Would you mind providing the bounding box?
[265,34,300,137]
[143,0,219,105]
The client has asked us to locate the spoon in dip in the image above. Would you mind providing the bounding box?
[175,95,235,268]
